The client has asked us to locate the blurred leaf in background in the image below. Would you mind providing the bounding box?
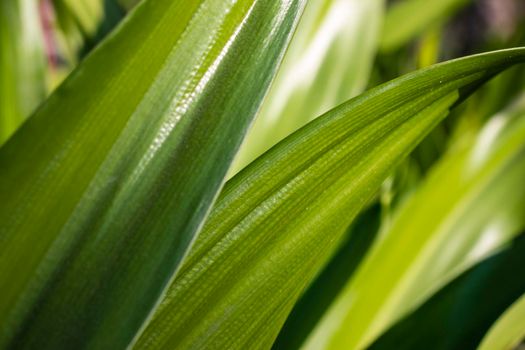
[300,90,525,350]
[230,0,383,175]
[380,0,471,53]
[369,233,525,350]
[478,292,525,350]
[0,0,47,145]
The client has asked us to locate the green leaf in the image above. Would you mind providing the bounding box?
[52,0,123,41]
[380,0,470,53]
[303,91,525,350]
[117,0,140,11]
[479,293,525,350]
[273,204,382,350]
[368,233,525,350]
[229,0,384,175]
[0,0,47,145]
[0,0,305,348]
[134,48,525,350]
[50,0,124,67]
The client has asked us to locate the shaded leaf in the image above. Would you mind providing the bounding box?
[478,293,525,350]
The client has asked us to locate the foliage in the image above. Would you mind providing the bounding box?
[0,0,524,349]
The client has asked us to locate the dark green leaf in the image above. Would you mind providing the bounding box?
[0,0,305,348]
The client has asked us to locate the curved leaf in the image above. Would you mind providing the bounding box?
[273,205,382,350]
[0,0,305,348]
[368,233,525,350]
[303,91,525,350]
[479,293,525,350]
[230,0,384,174]
[134,48,525,350]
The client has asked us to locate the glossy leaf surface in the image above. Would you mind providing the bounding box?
[304,91,525,350]
[0,0,305,348]
[134,48,525,350]
[231,0,383,174]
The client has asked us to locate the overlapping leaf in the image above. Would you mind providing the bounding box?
[303,91,525,350]
[273,205,382,350]
[230,0,383,174]
[0,0,305,348]
[133,48,525,350]
[479,293,525,350]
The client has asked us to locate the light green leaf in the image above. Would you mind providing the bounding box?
[52,0,123,41]
[230,0,384,175]
[273,205,382,350]
[0,0,305,348]
[479,293,525,350]
[304,92,525,350]
[134,48,525,350]
[0,0,47,145]
[368,233,525,350]
[380,0,470,53]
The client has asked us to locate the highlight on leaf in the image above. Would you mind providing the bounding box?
[0,1,524,349]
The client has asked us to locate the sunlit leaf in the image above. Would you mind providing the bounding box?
[230,0,384,175]
[134,48,525,350]
[303,92,525,350]
[369,233,525,350]
[273,205,382,350]
[0,0,305,348]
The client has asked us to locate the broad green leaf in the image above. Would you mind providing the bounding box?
[0,0,305,348]
[479,293,525,350]
[134,48,525,350]
[229,0,383,175]
[380,0,470,53]
[369,233,525,350]
[273,205,382,350]
[303,92,525,350]
[0,0,47,145]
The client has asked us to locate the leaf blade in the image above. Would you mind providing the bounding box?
[0,0,306,348]
[303,91,525,350]
[135,48,525,350]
